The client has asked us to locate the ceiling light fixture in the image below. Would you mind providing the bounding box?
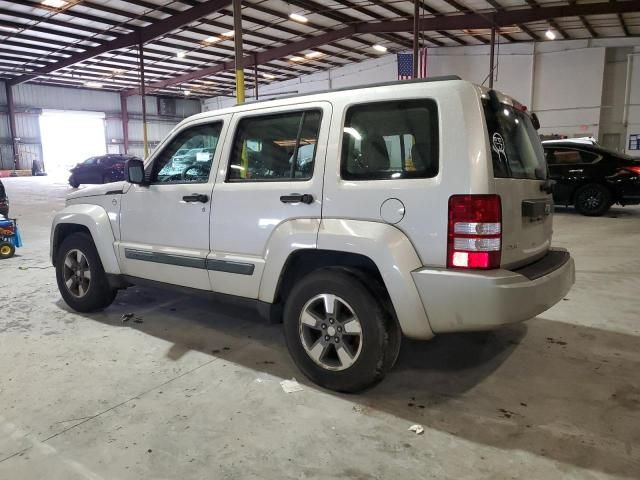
[262,72,276,79]
[183,90,191,96]
[305,51,323,59]
[176,51,186,58]
[42,0,68,8]
[84,81,103,88]
[290,56,304,62]
[545,29,556,40]
[222,30,234,37]
[204,36,220,43]
[372,44,387,53]
[289,13,308,23]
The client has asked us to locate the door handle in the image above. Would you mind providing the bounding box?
[182,193,209,203]
[280,193,314,204]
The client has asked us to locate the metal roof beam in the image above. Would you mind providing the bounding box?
[130,0,640,96]
[484,0,540,40]
[8,0,233,85]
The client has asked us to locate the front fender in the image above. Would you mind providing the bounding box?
[316,219,433,339]
[50,204,121,274]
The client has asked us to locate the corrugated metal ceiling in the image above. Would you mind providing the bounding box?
[0,0,638,98]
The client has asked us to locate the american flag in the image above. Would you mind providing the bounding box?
[397,48,428,80]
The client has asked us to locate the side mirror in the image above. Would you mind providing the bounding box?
[531,112,541,130]
[125,159,146,185]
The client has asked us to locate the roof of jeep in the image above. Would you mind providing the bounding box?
[191,76,466,120]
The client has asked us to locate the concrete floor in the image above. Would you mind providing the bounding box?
[1,176,639,480]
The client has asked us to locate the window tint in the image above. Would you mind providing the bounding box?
[83,157,99,165]
[341,100,439,180]
[228,110,321,182]
[483,100,546,180]
[547,148,599,165]
[151,122,222,184]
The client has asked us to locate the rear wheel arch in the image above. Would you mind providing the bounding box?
[274,249,391,309]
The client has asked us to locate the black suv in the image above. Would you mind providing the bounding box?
[69,154,141,188]
[0,180,8,217]
[543,141,640,216]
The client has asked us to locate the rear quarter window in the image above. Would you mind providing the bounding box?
[341,99,439,180]
[483,99,546,180]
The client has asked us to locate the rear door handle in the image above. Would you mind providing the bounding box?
[182,193,209,203]
[280,193,314,204]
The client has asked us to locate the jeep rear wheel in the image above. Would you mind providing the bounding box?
[55,233,116,312]
[283,269,400,392]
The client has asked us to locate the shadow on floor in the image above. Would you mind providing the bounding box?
[71,286,640,478]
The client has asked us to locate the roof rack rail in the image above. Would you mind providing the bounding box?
[250,75,463,105]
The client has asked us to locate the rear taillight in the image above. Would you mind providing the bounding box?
[623,165,640,176]
[447,194,502,270]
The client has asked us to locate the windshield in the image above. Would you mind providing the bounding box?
[483,99,546,180]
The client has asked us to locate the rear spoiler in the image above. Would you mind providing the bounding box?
[488,89,540,130]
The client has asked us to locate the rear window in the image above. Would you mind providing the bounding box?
[341,99,439,180]
[483,99,546,180]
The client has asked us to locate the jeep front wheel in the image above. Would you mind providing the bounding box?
[283,269,400,392]
[55,232,116,312]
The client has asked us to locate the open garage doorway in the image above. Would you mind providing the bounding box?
[39,110,107,181]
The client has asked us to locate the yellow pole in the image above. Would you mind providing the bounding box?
[235,69,245,104]
[233,0,245,105]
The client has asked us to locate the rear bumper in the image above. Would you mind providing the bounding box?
[411,248,575,333]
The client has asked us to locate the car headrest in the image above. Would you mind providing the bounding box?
[411,142,436,175]
[261,142,290,172]
[362,134,389,171]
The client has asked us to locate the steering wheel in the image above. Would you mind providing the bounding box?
[182,164,209,181]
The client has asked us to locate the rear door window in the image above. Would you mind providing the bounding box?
[227,110,322,182]
[483,99,547,179]
[341,99,439,180]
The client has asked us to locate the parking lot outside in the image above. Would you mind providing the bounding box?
[0,176,639,479]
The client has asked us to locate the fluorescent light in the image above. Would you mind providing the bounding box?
[84,81,103,88]
[204,36,220,43]
[262,72,275,79]
[545,29,556,40]
[290,56,304,62]
[222,30,234,37]
[305,51,323,59]
[176,51,186,58]
[42,0,67,8]
[372,44,387,53]
[112,68,125,75]
[183,90,191,96]
[289,13,308,23]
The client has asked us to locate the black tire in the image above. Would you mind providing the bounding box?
[69,176,79,188]
[55,233,116,312]
[574,184,612,216]
[283,269,401,393]
[0,241,15,259]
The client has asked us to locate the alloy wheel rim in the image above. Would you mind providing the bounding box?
[582,188,603,210]
[0,245,11,255]
[63,249,91,298]
[299,293,363,371]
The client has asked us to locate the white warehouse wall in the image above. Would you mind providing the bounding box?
[0,82,201,170]
[204,37,640,155]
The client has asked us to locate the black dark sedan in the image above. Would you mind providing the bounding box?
[0,180,8,218]
[543,141,640,216]
[69,154,141,188]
